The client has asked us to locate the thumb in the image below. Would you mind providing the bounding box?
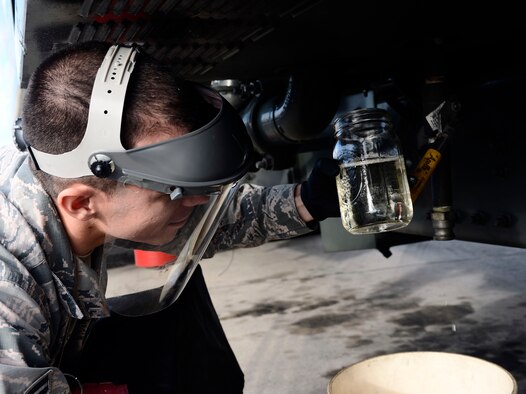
[316,157,340,177]
[300,157,341,222]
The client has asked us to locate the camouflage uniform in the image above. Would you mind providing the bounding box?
[0,145,312,393]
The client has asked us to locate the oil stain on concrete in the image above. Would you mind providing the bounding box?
[204,236,526,393]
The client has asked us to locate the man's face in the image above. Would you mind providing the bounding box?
[99,131,209,245]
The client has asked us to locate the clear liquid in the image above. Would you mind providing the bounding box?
[336,156,413,234]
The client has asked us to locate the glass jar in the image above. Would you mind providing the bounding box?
[333,108,413,234]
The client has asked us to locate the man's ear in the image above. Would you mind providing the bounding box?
[56,183,100,221]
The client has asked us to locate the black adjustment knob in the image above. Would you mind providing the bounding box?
[89,154,114,178]
[12,118,27,152]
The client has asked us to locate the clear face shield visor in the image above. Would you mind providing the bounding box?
[23,45,254,316]
[101,179,243,316]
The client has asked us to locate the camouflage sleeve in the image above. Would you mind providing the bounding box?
[0,364,70,393]
[207,183,314,254]
[0,258,71,393]
[0,293,72,392]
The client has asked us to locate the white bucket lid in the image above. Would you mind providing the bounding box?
[328,351,517,394]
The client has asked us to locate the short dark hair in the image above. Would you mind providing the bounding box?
[22,41,216,198]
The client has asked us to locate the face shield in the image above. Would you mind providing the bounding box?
[100,178,243,316]
[24,45,254,316]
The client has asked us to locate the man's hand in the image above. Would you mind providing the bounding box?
[297,158,341,222]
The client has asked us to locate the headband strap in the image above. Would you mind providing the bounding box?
[29,45,138,178]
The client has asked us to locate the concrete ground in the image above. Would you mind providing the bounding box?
[201,232,526,394]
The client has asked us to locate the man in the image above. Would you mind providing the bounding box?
[0,41,339,393]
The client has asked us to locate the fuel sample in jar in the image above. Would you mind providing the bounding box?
[332,108,413,234]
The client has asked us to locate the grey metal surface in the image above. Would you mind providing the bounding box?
[202,233,526,393]
[23,0,526,86]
